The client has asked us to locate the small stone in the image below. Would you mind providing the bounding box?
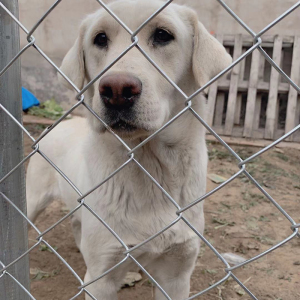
[121,272,142,288]
[275,148,284,154]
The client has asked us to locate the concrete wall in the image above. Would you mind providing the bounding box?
[18,0,300,109]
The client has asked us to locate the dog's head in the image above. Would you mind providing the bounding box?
[59,0,231,139]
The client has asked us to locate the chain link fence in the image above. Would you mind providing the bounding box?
[0,0,300,299]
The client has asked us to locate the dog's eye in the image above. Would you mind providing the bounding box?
[94,32,108,48]
[153,28,174,45]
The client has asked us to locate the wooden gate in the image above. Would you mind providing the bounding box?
[207,35,300,142]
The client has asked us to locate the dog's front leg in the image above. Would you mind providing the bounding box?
[83,253,130,300]
[84,268,122,300]
[82,242,130,300]
[148,238,200,300]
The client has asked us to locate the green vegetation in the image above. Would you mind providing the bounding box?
[28,98,64,120]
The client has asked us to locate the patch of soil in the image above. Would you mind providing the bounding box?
[24,125,300,300]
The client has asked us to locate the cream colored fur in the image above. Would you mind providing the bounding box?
[26,1,231,299]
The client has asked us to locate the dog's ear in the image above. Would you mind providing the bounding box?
[58,19,88,90]
[190,13,232,90]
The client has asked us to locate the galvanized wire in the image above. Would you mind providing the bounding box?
[0,0,299,299]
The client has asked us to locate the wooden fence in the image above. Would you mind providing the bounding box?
[207,35,300,142]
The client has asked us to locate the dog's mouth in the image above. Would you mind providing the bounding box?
[110,120,138,132]
[104,112,150,138]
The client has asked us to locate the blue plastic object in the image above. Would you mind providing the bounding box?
[22,87,40,110]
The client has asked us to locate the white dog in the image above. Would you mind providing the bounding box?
[26,1,231,299]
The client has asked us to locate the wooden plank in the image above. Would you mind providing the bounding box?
[218,79,290,93]
[258,50,266,82]
[252,128,264,139]
[253,54,266,130]
[274,129,285,140]
[207,35,223,127]
[234,94,242,125]
[244,51,252,81]
[294,131,300,142]
[206,134,300,150]
[225,46,232,80]
[214,93,225,126]
[234,48,246,125]
[231,126,244,137]
[213,126,224,136]
[224,34,243,135]
[239,48,246,81]
[223,35,294,48]
[274,98,280,133]
[263,47,273,83]
[285,36,300,141]
[297,95,300,126]
[23,114,55,125]
[290,97,300,142]
[264,36,283,139]
[275,50,285,128]
[253,94,262,130]
[243,50,261,137]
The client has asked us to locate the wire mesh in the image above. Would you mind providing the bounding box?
[0,0,299,299]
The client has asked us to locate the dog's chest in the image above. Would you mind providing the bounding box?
[85,145,206,251]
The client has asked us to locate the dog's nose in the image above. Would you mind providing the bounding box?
[99,74,142,110]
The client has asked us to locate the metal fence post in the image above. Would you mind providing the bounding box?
[0,0,30,299]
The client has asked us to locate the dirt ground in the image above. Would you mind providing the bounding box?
[24,124,300,300]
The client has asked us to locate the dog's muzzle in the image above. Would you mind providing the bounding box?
[99,73,142,111]
[99,73,142,132]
